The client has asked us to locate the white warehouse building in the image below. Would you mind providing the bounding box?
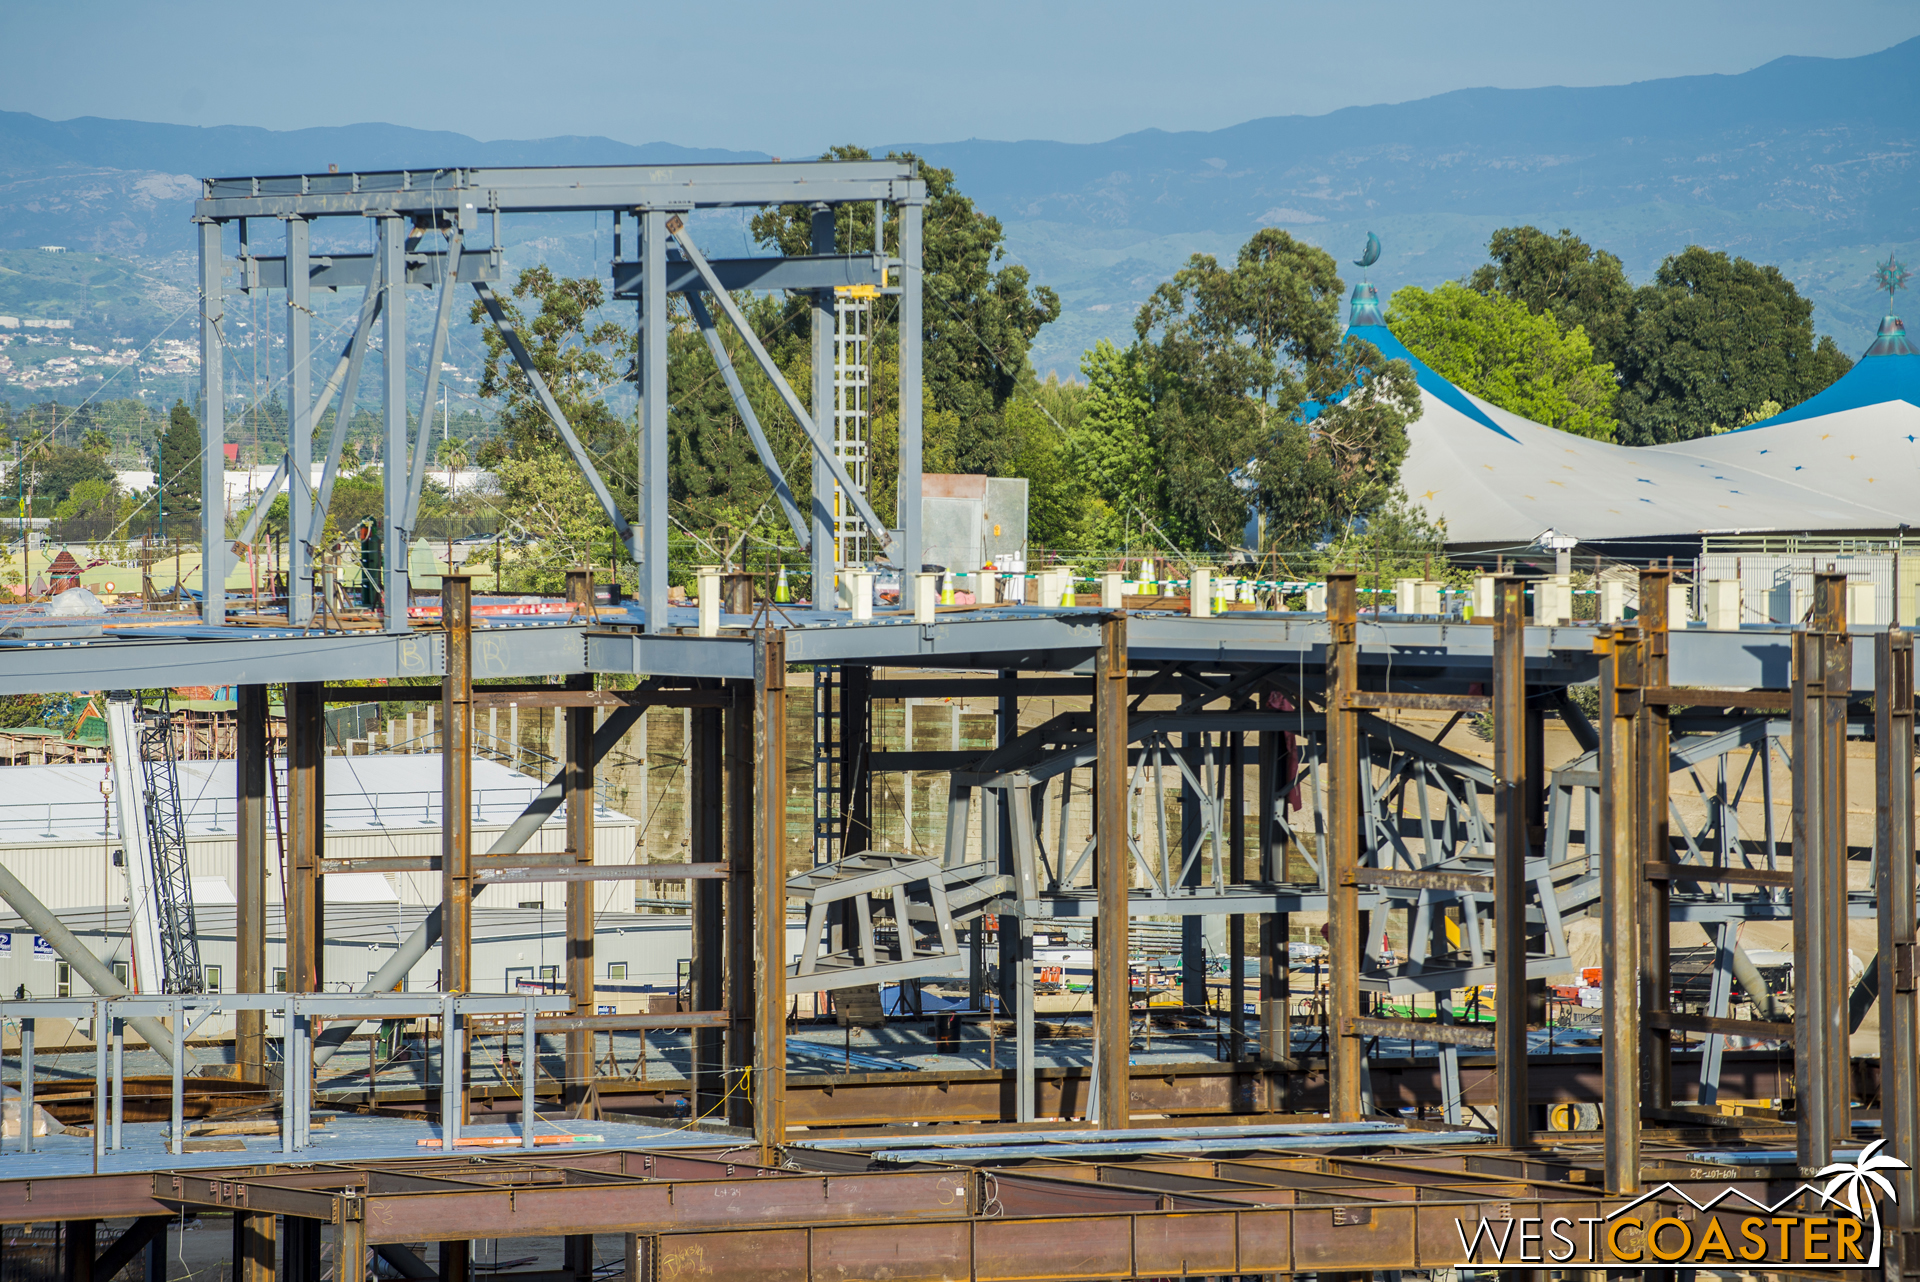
[0,754,641,919]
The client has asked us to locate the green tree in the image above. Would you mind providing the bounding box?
[52,475,122,540]
[17,438,113,515]
[158,399,202,520]
[1469,227,1635,370]
[1072,339,1157,548]
[1387,282,1619,439]
[1615,246,1852,445]
[1121,229,1420,551]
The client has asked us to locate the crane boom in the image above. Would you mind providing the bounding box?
[106,690,203,993]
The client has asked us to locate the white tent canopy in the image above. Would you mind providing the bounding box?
[1350,290,1920,547]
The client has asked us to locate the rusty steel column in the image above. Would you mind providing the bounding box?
[1597,624,1641,1192]
[1491,575,1530,1145]
[235,683,268,1081]
[1635,568,1673,1113]
[841,664,873,858]
[286,682,324,995]
[439,1239,470,1282]
[753,631,789,1160]
[64,1220,95,1282]
[1324,572,1363,1123]
[1876,628,1918,1253]
[724,680,755,1130]
[691,698,725,1117]
[441,574,473,1130]
[1257,728,1292,1081]
[1795,571,1851,1175]
[234,1209,275,1282]
[1094,612,1131,1130]
[564,570,598,1121]
[1229,727,1246,1063]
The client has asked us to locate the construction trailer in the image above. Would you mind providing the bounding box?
[0,157,1915,1281]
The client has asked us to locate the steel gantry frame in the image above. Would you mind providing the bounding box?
[194,159,927,630]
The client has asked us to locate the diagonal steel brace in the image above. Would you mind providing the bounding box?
[665,216,893,553]
[685,291,810,550]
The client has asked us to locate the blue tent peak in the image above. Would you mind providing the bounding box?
[1733,313,1920,431]
[1343,284,1516,441]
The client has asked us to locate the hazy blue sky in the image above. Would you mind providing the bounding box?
[6,0,1916,153]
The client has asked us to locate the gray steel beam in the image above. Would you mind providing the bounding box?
[810,206,837,599]
[0,629,446,695]
[378,216,409,630]
[0,862,195,1070]
[198,218,226,626]
[639,210,670,628]
[286,216,314,627]
[198,160,921,219]
[685,292,809,549]
[235,250,498,291]
[611,254,892,298]
[896,198,923,576]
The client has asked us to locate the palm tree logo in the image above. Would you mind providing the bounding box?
[1817,1138,1909,1224]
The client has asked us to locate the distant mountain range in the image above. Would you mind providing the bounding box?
[2,37,1915,379]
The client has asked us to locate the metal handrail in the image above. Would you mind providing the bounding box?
[0,991,570,1159]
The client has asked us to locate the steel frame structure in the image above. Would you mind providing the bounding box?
[194,159,926,631]
[4,158,1920,1281]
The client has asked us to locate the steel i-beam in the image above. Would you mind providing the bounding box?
[692,695,726,1116]
[1795,572,1851,1175]
[1636,569,1673,1114]
[1877,627,1920,1256]
[442,571,474,983]
[1491,575,1529,1145]
[565,570,598,1120]
[1325,572,1363,1122]
[442,575,473,1128]
[197,218,226,627]
[1094,613,1131,1129]
[726,677,756,1130]
[236,684,268,1080]
[287,683,324,994]
[755,631,789,1160]
[1597,623,1641,1193]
